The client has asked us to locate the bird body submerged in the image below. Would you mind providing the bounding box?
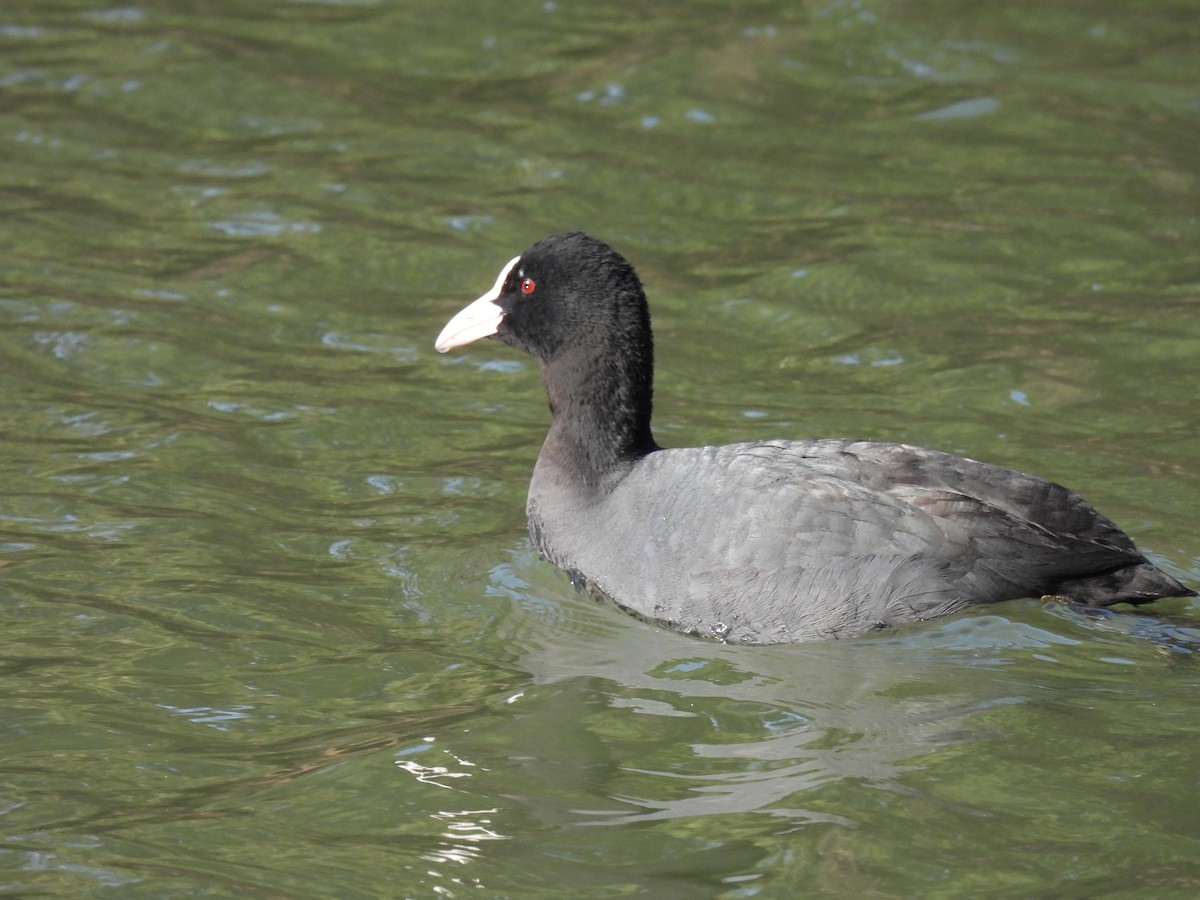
[529,438,1178,643]
[436,232,1193,644]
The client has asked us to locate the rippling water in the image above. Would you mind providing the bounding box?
[2,1,1198,896]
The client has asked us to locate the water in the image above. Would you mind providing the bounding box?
[2,1,1198,896]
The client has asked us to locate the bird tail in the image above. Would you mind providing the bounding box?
[1050,561,1195,607]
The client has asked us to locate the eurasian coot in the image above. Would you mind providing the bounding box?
[435,232,1194,643]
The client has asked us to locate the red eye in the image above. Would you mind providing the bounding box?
[520,277,536,295]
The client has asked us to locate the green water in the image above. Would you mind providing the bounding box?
[2,1,1198,896]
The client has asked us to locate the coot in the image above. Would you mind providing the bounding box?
[435,232,1193,643]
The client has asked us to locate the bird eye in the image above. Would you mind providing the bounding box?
[520,277,536,295]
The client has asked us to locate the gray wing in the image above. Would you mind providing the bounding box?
[598,440,1144,641]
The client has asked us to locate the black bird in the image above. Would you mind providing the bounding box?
[435,232,1194,643]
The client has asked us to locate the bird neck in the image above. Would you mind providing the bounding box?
[537,341,657,490]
